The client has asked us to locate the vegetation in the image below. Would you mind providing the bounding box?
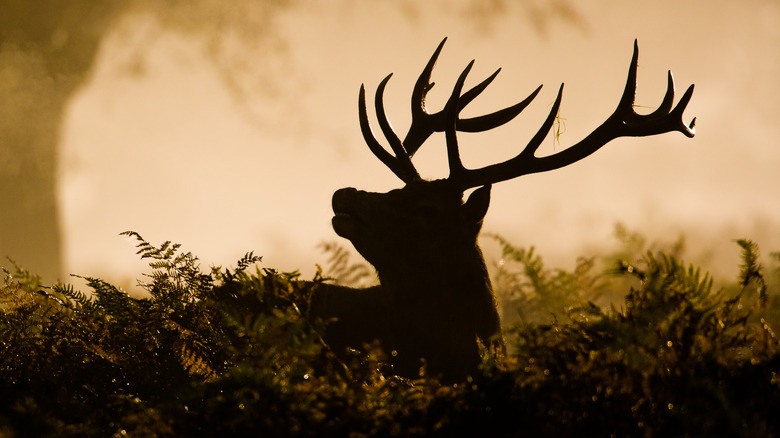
[1,230,778,437]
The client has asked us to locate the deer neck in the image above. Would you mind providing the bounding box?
[376,241,491,303]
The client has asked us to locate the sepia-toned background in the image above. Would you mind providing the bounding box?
[2,0,778,290]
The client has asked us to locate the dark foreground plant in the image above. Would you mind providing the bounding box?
[1,233,778,437]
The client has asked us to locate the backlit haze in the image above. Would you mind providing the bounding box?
[18,1,780,289]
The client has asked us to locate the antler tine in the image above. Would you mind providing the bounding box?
[616,40,696,137]
[458,84,543,133]
[358,84,421,183]
[410,37,447,118]
[400,38,446,156]
[402,38,543,157]
[447,40,696,191]
[444,61,476,180]
[375,74,419,172]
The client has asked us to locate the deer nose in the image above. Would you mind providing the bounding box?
[333,187,357,200]
[332,187,358,211]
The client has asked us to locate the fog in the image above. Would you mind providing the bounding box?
[2,0,779,290]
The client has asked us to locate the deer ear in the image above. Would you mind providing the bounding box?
[463,185,491,231]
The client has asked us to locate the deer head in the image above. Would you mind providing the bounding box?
[333,38,695,278]
[332,182,490,280]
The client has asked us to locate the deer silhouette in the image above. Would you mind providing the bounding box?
[311,38,695,381]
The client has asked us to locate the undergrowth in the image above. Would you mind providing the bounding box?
[1,231,778,436]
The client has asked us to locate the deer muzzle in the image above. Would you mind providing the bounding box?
[331,187,362,239]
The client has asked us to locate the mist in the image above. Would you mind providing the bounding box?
[2,0,778,289]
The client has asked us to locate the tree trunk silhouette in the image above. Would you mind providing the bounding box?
[0,2,124,282]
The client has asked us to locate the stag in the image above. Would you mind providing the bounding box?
[311,38,695,381]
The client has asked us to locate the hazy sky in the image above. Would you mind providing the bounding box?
[56,0,779,288]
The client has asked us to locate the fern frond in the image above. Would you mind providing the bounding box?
[51,282,97,313]
[236,252,262,272]
[78,275,133,318]
[735,239,768,308]
[317,241,374,287]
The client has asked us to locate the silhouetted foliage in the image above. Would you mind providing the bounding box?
[317,240,375,288]
[490,233,606,327]
[1,233,778,436]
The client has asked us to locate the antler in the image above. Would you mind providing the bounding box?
[358,37,540,184]
[444,39,696,191]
